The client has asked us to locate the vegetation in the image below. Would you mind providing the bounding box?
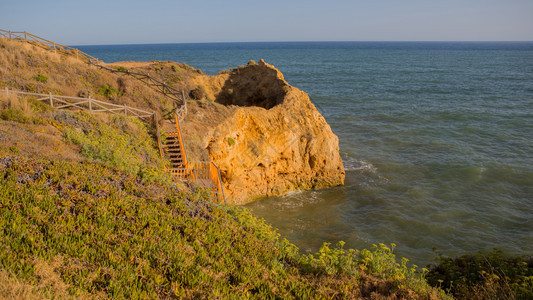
[2,36,530,299]
[33,74,48,83]
[427,249,533,299]
[98,84,122,99]
[0,153,448,299]
[0,95,445,298]
[60,111,162,179]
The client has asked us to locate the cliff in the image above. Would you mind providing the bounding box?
[196,60,345,204]
[0,36,344,204]
[0,37,446,299]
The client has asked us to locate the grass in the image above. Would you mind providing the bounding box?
[427,249,533,299]
[59,111,165,182]
[0,100,448,298]
[0,154,448,299]
[2,36,516,299]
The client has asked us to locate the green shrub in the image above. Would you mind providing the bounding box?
[0,107,29,123]
[427,249,533,299]
[33,74,48,83]
[60,112,164,182]
[227,137,235,146]
[98,84,121,98]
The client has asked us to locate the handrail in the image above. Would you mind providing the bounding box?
[0,88,153,120]
[189,161,226,205]
[1,29,187,121]
[210,162,227,205]
[173,111,189,166]
[153,112,168,172]
[0,29,98,63]
[1,29,226,204]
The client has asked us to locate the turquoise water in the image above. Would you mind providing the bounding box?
[78,42,533,266]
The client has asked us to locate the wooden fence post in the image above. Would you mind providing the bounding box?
[24,31,27,40]
[88,97,92,112]
[49,92,53,107]
[124,104,127,116]
[5,87,9,96]
[8,31,11,39]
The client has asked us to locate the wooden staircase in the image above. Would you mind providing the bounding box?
[158,114,226,204]
[1,29,226,204]
[164,133,186,168]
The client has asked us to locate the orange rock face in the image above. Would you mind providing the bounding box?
[203,60,345,204]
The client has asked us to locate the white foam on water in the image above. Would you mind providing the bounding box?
[342,155,377,173]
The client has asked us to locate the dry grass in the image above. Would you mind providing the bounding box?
[0,39,173,117]
[0,258,83,300]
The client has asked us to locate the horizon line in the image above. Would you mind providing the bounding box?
[71,40,533,47]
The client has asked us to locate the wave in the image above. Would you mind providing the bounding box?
[342,155,377,173]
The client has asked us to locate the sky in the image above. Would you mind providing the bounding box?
[1,0,532,45]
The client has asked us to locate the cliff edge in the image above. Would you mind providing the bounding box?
[182,60,345,204]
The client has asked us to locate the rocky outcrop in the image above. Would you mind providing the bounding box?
[203,60,344,204]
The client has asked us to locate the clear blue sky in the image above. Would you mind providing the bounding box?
[1,0,532,45]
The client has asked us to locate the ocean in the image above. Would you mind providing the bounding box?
[77,42,533,266]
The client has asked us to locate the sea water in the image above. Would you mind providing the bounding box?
[77,42,533,266]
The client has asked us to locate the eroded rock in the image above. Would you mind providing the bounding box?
[200,60,345,204]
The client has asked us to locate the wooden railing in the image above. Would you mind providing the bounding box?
[1,29,226,204]
[189,161,226,204]
[0,88,154,121]
[93,64,187,120]
[172,112,189,165]
[169,167,194,179]
[0,29,187,121]
[0,29,98,63]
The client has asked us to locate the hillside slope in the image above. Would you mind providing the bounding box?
[107,59,346,204]
[0,38,447,299]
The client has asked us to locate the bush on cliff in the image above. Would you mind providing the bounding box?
[0,154,448,298]
[427,249,533,299]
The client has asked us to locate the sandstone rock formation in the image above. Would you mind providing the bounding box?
[197,60,345,204]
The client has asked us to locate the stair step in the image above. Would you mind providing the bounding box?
[196,179,217,189]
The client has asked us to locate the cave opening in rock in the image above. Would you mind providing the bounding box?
[215,63,288,110]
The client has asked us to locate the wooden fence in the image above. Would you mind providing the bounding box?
[1,29,225,204]
[0,29,98,64]
[1,29,187,120]
[190,161,227,204]
[0,88,154,121]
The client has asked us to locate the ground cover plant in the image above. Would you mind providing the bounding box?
[4,36,526,299]
[0,154,450,299]
[427,249,533,300]
[0,95,446,298]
